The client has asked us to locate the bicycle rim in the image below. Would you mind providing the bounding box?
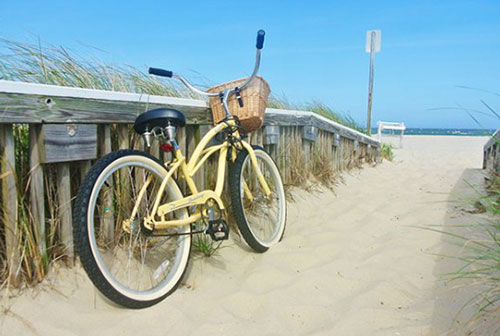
[87,155,190,302]
[239,149,286,247]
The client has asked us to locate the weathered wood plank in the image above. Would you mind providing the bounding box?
[303,139,311,170]
[265,112,356,142]
[0,80,378,150]
[302,125,318,142]
[98,125,115,244]
[278,126,286,182]
[484,129,500,170]
[39,124,97,163]
[333,133,340,147]
[80,160,91,180]
[29,124,47,274]
[263,125,279,145]
[56,163,74,262]
[264,109,379,146]
[0,80,207,107]
[0,125,21,285]
[176,126,187,193]
[117,124,130,150]
[149,134,160,159]
[0,92,211,125]
[116,124,132,224]
[98,125,112,157]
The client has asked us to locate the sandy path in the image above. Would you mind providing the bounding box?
[0,135,489,336]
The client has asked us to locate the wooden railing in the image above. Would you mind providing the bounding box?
[0,80,380,284]
[483,129,500,170]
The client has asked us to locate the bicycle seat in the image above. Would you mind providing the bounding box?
[134,108,186,134]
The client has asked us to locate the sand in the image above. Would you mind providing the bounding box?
[0,135,491,336]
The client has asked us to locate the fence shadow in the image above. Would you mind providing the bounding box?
[429,167,498,335]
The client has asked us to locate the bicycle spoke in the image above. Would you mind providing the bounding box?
[240,152,282,243]
[90,159,188,292]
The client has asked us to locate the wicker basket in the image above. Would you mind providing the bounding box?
[207,76,270,133]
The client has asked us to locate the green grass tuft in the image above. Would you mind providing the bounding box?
[380,143,394,162]
[191,233,223,258]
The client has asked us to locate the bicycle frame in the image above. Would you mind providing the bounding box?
[125,119,272,232]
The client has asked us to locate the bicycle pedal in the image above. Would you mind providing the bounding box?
[206,219,229,241]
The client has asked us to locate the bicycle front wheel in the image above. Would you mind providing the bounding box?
[73,150,191,309]
[229,145,286,253]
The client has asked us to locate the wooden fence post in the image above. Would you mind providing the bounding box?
[263,125,279,161]
[56,163,73,263]
[199,125,211,190]
[1,125,21,285]
[80,161,91,180]
[302,125,318,170]
[98,125,114,245]
[118,124,130,150]
[279,126,287,183]
[29,124,47,276]
[186,125,203,192]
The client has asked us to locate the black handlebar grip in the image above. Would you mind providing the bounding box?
[256,30,265,49]
[148,67,173,78]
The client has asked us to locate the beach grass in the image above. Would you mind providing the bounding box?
[436,95,500,331]
[267,96,365,133]
[380,143,394,162]
[0,38,364,131]
[191,233,223,258]
[0,38,370,280]
[438,167,500,331]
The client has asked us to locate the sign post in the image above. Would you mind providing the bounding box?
[365,30,381,136]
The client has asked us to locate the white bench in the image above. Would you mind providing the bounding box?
[377,121,406,148]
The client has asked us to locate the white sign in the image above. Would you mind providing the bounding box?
[365,30,381,53]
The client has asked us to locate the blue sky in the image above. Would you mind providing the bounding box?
[1,0,499,128]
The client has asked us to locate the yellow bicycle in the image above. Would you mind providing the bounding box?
[73,30,286,308]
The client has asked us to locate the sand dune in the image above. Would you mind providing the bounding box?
[0,135,490,335]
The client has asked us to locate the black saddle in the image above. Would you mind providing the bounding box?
[134,108,186,134]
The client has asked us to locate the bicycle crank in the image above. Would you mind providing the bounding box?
[201,198,229,241]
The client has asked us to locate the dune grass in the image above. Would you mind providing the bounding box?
[0,38,197,98]
[441,194,500,332]
[441,103,500,330]
[268,96,365,133]
[380,143,394,162]
[0,38,370,281]
[0,38,364,131]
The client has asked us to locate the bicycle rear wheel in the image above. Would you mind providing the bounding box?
[229,145,286,252]
[73,150,191,309]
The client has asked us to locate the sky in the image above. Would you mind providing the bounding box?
[1,0,499,129]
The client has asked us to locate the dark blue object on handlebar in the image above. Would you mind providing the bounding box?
[256,30,265,49]
[148,67,173,78]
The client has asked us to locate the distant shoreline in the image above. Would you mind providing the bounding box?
[374,128,495,137]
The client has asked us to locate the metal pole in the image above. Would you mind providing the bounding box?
[366,31,376,136]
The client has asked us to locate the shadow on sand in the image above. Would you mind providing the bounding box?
[429,167,500,335]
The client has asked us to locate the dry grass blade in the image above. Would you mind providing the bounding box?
[0,38,375,288]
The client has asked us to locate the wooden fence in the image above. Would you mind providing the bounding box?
[0,80,380,285]
[483,128,500,170]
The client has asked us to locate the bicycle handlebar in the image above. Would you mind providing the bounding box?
[256,30,265,49]
[149,29,266,112]
[148,68,173,78]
